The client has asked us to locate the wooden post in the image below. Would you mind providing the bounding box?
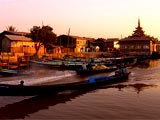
[7,52,9,69]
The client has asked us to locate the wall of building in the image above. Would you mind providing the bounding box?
[75,37,87,53]
[2,38,11,52]
[119,40,152,55]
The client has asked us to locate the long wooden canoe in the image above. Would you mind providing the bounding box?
[0,72,130,96]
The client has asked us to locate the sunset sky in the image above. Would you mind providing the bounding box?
[1,0,160,39]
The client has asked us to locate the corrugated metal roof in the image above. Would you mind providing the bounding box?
[5,35,32,41]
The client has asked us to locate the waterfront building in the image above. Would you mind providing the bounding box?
[57,35,120,56]
[92,38,106,52]
[72,36,95,53]
[105,38,120,51]
[155,41,160,54]
[119,19,158,56]
[56,35,76,53]
[86,38,120,52]
[0,31,45,62]
[57,35,95,53]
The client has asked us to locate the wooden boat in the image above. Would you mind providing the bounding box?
[0,69,18,76]
[76,66,117,75]
[30,60,63,68]
[30,60,85,70]
[0,72,130,96]
[0,68,34,77]
[0,62,19,70]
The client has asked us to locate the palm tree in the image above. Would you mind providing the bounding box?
[6,26,17,32]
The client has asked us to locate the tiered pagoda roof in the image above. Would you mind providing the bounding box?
[132,18,145,37]
[120,19,157,42]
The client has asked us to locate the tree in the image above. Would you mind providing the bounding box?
[6,26,17,32]
[30,26,41,56]
[94,38,105,52]
[30,25,57,56]
[40,25,57,48]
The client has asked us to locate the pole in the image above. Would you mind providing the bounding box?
[67,28,70,53]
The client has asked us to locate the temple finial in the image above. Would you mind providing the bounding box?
[138,18,140,27]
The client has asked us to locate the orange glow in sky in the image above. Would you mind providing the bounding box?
[1,0,160,39]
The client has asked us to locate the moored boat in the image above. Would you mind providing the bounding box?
[0,71,130,96]
[76,66,117,75]
[0,68,18,76]
[30,59,84,70]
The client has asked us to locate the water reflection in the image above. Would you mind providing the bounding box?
[0,89,94,119]
[132,59,160,68]
[0,89,99,119]
[112,83,158,94]
[0,82,157,119]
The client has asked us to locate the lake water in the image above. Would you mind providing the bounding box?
[0,59,160,119]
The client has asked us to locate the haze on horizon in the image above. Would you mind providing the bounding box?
[1,0,160,39]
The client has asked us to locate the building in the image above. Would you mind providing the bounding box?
[0,31,34,54]
[73,36,95,53]
[119,19,158,56]
[92,38,106,52]
[56,35,76,53]
[2,34,34,54]
[86,38,120,52]
[155,41,160,54]
[0,31,46,62]
[105,38,120,51]
[57,35,95,53]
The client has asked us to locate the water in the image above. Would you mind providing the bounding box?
[0,59,160,119]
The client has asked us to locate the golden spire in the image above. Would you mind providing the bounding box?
[138,18,140,27]
[132,18,145,37]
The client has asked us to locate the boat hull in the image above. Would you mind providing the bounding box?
[0,69,18,77]
[0,73,130,96]
[76,67,117,75]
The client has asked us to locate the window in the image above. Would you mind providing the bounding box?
[76,41,79,44]
[143,45,149,49]
[130,45,134,49]
[135,45,141,49]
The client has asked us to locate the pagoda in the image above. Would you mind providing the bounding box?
[132,18,145,37]
[119,19,157,56]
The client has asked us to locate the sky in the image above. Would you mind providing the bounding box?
[1,0,160,39]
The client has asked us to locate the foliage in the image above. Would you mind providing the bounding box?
[94,38,106,52]
[30,25,57,56]
[6,26,17,32]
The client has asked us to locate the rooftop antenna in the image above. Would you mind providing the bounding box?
[121,34,123,39]
[67,28,70,47]
[68,28,70,36]
[42,21,44,27]
[138,17,140,27]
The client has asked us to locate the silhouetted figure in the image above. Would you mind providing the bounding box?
[20,80,24,86]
